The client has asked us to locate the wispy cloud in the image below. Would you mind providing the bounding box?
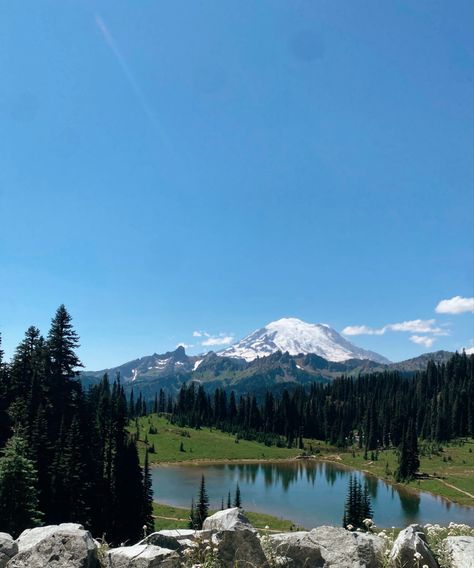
[388,319,444,334]
[176,342,194,349]
[435,296,474,315]
[193,330,210,338]
[201,335,234,347]
[410,335,436,348]
[342,319,445,336]
[95,13,166,139]
[342,325,385,336]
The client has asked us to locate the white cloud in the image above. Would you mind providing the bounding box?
[177,342,194,349]
[410,335,436,348]
[387,319,443,334]
[465,347,474,355]
[342,325,385,336]
[201,335,234,347]
[435,296,474,315]
[342,319,444,336]
[193,330,210,338]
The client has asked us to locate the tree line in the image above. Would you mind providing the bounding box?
[0,306,153,542]
[167,352,473,481]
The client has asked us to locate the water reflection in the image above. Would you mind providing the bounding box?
[399,489,420,522]
[152,460,474,529]
[366,476,379,500]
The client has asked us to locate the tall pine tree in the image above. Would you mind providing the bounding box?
[0,434,43,537]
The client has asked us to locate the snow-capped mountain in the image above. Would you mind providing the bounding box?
[219,317,390,364]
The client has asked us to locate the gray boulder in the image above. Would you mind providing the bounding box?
[140,528,213,549]
[267,526,384,567]
[137,534,181,551]
[203,508,267,568]
[389,524,438,568]
[203,507,255,532]
[0,534,17,568]
[444,536,474,568]
[8,524,97,568]
[147,530,195,542]
[107,544,181,568]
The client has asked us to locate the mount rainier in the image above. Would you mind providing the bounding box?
[219,317,390,364]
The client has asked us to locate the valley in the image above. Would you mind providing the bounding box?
[134,415,474,510]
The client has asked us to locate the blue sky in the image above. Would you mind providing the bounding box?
[1,0,473,369]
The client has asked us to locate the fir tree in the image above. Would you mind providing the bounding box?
[396,421,420,482]
[47,305,83,381]
[342,475,373,531]
[233,483,241,508]
[142,449,154,535]
[195,475,209,529]
[0,434,42,537]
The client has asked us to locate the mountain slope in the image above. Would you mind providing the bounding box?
[388,350,455,371]
[83,345,198,383]
[219,317,390,364]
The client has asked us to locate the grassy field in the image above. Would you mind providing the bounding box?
[152,502,299,532]
[133,414,306,463]
[334,438,474,507]
[134,414,474,508]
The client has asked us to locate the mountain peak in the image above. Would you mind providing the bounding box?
[219,317,390,364]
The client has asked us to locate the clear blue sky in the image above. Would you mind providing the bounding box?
[1,0,473,369]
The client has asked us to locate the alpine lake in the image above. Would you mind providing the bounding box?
[151,460,474,529]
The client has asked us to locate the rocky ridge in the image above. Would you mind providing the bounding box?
[2,511,473,568]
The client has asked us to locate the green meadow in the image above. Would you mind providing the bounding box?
[134,414,474,509]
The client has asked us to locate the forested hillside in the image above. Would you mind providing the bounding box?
[0,306,153,541]
[169,353,474,452]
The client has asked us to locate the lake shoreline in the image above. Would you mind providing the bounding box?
[152,455,474,511]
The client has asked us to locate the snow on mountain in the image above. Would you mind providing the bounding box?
[219,317,390,364]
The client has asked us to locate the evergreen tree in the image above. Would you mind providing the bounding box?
[342,475,373,530]
[195,475,209,529]
[0,434,42,537]
[396,422,420,482]
[227,491,231,509]
[47,305,82,376]
[233,483,242,508]
[112,439,144,544]
[142,449,154,535]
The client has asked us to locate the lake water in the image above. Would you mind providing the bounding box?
[151,461,474,528]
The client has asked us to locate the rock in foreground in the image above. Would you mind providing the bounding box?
[107,544,181,568]
[389,524,438,568]
[0,533,17,568]
[7,523,97,568]
[204,508,268,568]
[5,516,473,568]
[267,525,384,568]
[444,536,474,568]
